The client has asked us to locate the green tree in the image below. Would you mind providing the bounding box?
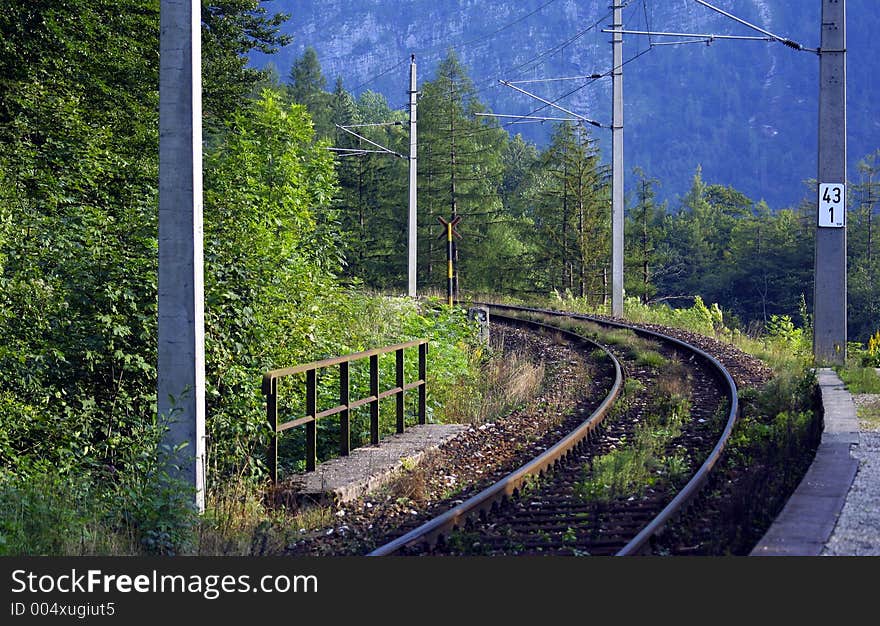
[726,203,813,326]
[287,46,332,136]
[330,90,408,288]
[0,0,294,475]
[525,122,609,302]
[202,0,292,131]
[0,1,162,475]
[848,150,880,341]
[416,50,508,295]
[202,90,340,477]
[500,133,539,219]
[625,167,668,304]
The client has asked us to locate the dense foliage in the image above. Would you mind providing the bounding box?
[0,3,481,554]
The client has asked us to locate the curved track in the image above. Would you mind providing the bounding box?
[368,312,623,555]
[368,304,739,556]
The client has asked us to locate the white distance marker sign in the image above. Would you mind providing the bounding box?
[818,183,845,228]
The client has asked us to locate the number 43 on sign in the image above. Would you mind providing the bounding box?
[818,183,845,228]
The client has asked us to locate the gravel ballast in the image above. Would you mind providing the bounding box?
[822,392,880,556]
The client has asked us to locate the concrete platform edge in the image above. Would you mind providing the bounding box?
[749,368,859,556]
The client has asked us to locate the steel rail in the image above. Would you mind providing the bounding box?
[479,303,740,556]
[367,313,623,556]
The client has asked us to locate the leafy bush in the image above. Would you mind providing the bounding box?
[271,297,482,475]
[0,419,196,557]
[623,296,723,336]
[765,314,810,357]
[0,72,488,554]
[860,330,880,367]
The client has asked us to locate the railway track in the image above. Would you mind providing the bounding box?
[368,304,739,556]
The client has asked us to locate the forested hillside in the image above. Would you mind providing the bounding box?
[256,0,880,211]
[282,41,880,343]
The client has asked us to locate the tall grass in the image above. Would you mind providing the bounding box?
[442,346,546,425]
[835,365,880,394]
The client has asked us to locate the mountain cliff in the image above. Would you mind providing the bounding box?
[252,0,879,210]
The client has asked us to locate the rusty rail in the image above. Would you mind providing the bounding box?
[369,304,740,556]
[262,339,428,484]
[368,314,622,555]
[476,302,739,556]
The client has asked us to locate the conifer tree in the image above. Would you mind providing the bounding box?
[416,50,507,295]
[287,46,332,135]
[526,122,609,302]
[625,167,667,304]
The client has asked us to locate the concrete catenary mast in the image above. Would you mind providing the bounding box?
[611,3,625,317]
[158,0,206,512]
[408,55,418,298]
[813,0,847,364]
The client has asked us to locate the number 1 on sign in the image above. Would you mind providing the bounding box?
[818,183,845,228]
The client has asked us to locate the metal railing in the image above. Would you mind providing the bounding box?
[262,339,428,484]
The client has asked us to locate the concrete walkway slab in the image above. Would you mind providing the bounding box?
[750,368,859,556]
[282,423,469,506]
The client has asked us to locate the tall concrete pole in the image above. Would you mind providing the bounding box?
[158,0,206,512]
[611,4,625,317]
[408,55,418,298]
[813,0,847,364]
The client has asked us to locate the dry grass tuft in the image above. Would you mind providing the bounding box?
[443,349,545,425]
[655,359,689,399]
[383,451,443,505]
[196,480,335,555]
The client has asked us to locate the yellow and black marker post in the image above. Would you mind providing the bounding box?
[437,215,462,306]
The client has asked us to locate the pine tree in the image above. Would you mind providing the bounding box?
[416,50,507,295]
[331,89,408,288]
[287,46,332,136]
[526,122,609,302]
[202,0,291,131]
[625,167,667,304]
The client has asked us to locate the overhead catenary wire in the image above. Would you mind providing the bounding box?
[337,3,654,170]
[601,1,818,53]
[693,0,817,53]
[506,74,605,85]
[604,28,772,42]
[642,0,652,47]
[328,148,401,157]
[492,46,654,136]
[498,80,604,127]
[411,45,654,156]
[333,124,405,158]
[648,38,725,47]
[502,8,615,79]
[341,121,405,128]
[436,43,650,142]
[386,8,614,112]
[474,113,582,123]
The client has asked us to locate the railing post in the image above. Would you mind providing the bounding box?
[264,339,428,474]
[267,377,278,484]
[340,361,350,456]
[418,341,427,425]
[370,354,380,445]
[396,348,405,433]
[306,369,317,472]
